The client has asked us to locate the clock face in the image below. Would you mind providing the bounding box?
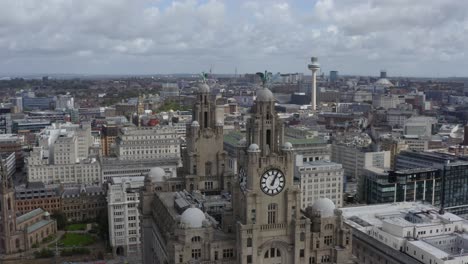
[239,167,247,193]
[260,169,285,196]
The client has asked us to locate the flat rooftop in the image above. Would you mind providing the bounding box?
[341,203,466,229]
[111,176,145,184]
[299,160,342,169]
[341,202,468,261]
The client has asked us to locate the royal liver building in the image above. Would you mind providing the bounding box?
[140,80,353,264]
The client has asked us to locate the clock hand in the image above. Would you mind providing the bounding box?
[270,171,279,187]
[272,171,279,184]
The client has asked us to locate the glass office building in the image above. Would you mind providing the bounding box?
[441,162,468,218]
[363,167,441,205]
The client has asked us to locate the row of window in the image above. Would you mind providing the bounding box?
[303,189,340,195]
[114,229,138,237]
[188,248,234,261]
[17,199,60,205]
[114,222,137,230]
[123,149,178,157]
[121,134,176,140]
[302,177,342,182]
[303,194,341,202]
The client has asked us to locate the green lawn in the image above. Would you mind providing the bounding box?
[65,223,87,231]
[60,233,95,247]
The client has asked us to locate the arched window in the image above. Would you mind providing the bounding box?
[191,236,202,243]
[325,224,333,230]
[300,232,305,241]
[267,203,277,224]
[7,198,11,210]
[15,238,20,249]
[9,223,13,232]
[247,237,252,247]
[264,248,281,259]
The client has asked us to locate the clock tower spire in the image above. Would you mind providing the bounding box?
[183,72,228,193]
[246,71,284,156]
[232,70,303,264]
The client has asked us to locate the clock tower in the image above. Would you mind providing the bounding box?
[233,86,306,264]
[184,81,228,193]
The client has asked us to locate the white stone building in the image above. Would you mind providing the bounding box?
[298,161,344,209]
[107,175,146,258]
[331,144,391,179]
[341,202,468,264]
[115,126,180,163]
[387,108,414,127]
[36,122,93,162]
[403,135,429,151]
[27,158,100,184]
[404,116,437,138]
[27,122,98,184]
[99,126,181,184]
[140,85,354,264]
[55,94,74,110]
[372,94,405,110]
[100,157,178,184]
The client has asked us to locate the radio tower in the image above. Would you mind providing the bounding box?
[308,57,320,111]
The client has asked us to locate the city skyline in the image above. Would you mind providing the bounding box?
[1,0,468,77]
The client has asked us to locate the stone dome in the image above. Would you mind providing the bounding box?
[375,78,393,87]
[198,83,210,93]
[256,88,275,102]
[238,138,247,146]
[180,207,206,228]
[191,120,200,127]
[312,198,336,218]
[149,167,166,182]
[282,142,293,150]
[248,143,260,152]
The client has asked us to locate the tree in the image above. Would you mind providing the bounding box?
[51,210,67,230]
[96,208,109,241]
[158,100,190,112]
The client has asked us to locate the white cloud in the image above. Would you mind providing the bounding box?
[0,0,467,76]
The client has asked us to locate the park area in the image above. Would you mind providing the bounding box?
[59,233,95,247]
[65,223,87,231]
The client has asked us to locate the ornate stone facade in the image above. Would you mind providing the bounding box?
[140,84,353,264]
[183,83,230,193]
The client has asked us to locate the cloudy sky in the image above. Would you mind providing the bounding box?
[1,0,467,77]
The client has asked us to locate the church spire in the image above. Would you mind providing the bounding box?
[0,158,12,192]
